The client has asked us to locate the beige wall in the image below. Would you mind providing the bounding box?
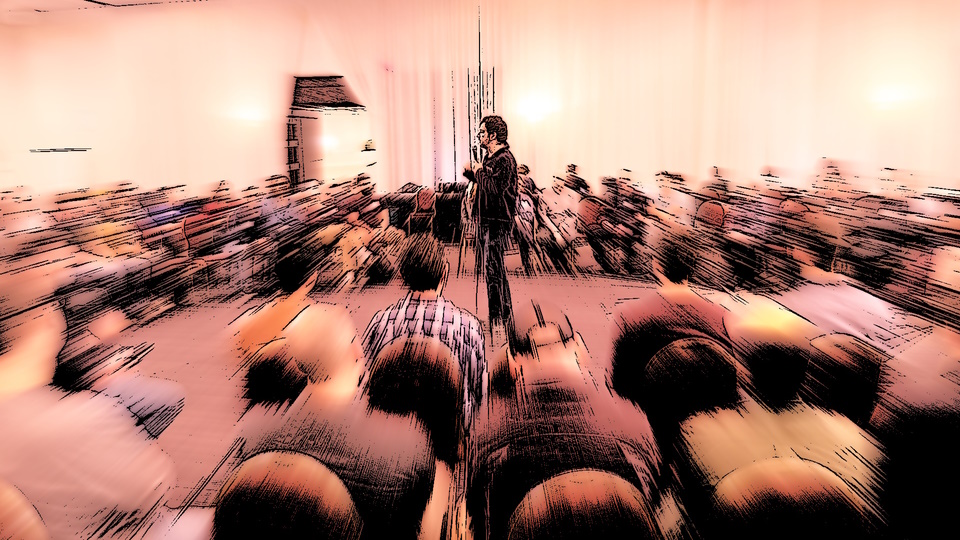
[2,0,958,199]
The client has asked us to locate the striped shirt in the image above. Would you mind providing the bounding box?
[362,293,486,426]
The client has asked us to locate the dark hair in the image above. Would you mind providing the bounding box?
[398,233,446,292]
[53,342,149,392]
[480,115,508,144]
[243,344,308,408]
[656,228,698,284]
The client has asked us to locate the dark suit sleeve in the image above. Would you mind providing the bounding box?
[481,154,518,223]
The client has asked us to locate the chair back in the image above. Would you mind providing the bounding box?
[213,451,362,540]
[367,336,463,465]
[707,457,881,540]
[506,469,659,540]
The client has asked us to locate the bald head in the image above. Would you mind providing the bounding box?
[281,304,362,383]
[0,480,49,540]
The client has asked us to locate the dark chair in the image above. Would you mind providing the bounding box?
[213,451,363,540]
[801,333,888,425]
[675,403,887,540]
[705,457,882,540]
[506,470,660,540]
[610,290,731,407]
[365,336,463,466]
[405,187,436,236]
[723,299,820,409]
[639,337,740,447]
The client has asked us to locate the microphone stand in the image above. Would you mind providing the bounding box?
[471,147,485,316]
[457,146,481,280]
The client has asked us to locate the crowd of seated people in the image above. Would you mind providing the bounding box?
[608,225,958,540]
[1,172,399,336]
[515,161,960,334]
[223,220,930,539]
[0,245,183,539]
[5,158,960,539]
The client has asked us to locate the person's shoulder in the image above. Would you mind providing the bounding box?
[368,303,394,322]
[491,145,515,162]
[503,148,518,166]
[440,297,481,324]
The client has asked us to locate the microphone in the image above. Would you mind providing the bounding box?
[472,146,480,163]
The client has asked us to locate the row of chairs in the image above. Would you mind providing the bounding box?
[212,283,923,539]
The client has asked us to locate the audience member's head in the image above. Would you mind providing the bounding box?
[506,299,590,384]
[398,233,447,293]
[233,271,319,361]
[552,175,565,194]
[52,337,144,393]
[345,211,362,226]
[640,337,740,439]
[509,299,575,359]
[0,299,67,399]
[280,303,363,386]
[654,228,698,285]
[243,339,308,408]
[564,175,590,197]
[519,175,542,198]
[214,451,362,540]
[0,479,49,540]
[725,301,816,409]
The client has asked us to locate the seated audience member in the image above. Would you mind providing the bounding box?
[364,211,407,285]
[468,299,662,540]
[230,270,326,412]
[514,165,551,276]
[53,336,185,439]
[628,337,742,463]
[610,228,733,402]
[362,233,485,431]
[365,335,463,468]
[230,270,320,363]
[337,211,378,290]
[539,168,588,275]
[0,479,50,540]
[228,304,437,540]
[0,274,176,539]
[302,211,394,291]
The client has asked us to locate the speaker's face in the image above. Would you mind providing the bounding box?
[478,124,492,151]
